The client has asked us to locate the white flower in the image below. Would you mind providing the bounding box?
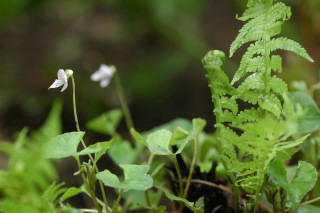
[91,64,115,88]
[48,69,73,92]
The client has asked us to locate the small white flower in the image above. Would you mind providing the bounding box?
[48,69,73,92]
[91,64,115,88]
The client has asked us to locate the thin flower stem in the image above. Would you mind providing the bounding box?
[112,189,124,213]
[173,155,184,197]
[114,72,135,147]
[71,76,109,213]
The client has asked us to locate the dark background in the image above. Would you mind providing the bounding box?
[0,0,319,155]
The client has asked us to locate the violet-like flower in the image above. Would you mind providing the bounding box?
[48,69,73,92]
[91,64,116,88]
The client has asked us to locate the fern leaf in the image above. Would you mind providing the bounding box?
[203,50,235,96]
[269,55,282,73]
[238,73,265,93]
[238,91,260,104]
[258,94,281,117]
[237,108,261,123]
[268,37,314,62]
[219,96,238,115]
[266,75,287,94]
[231,41,264,85]
[220,110,236,123]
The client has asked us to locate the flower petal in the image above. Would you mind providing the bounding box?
[100,78,111,88]
[91,71,103,81]
[57,69,68,83]
[60,80,68,92]
[49,79,64,90]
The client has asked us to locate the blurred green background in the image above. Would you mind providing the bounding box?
[0,0,319,139]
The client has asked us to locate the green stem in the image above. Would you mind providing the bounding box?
[71,76,109,213]
[112,189,124,213]
[144,154,154,207]
[74,156,103,213]
[183,135,198,199]
[300,196,320,206]
[114,72,135,147]
[173,155,184,197]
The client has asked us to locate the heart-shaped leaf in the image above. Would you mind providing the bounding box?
[86,109,123,135]
[43,132,85,159]
[97,164,153,191]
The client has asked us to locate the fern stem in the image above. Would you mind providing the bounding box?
[71,76,109,213]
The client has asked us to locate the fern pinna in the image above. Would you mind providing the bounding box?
[202,0,313,211]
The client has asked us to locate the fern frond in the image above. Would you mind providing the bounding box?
[269,55,282,73]
[231,41,264,85]
[238,91,260,104]
[237,108,261,123]
[238,73,265,93]
[230,2,291,57]
[219,96,238,115]
[219,110,236,123]
[258,94,281,117]
[266,75,287,94]
[203,50,236,96]
[268,37,314,62]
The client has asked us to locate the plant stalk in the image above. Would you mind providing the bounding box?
[112,189,124,213]
[114,72,135,147]
[71,76,109,213]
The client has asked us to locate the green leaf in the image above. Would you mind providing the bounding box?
[298,205,320,213]
[130,128,147,146]
[43,132,85,159]
[86,109,123,136]
[96,164,153,191]
[162,189,194,207]
[146,129,173,155]
[108,140,143,164]
[60,187,83,202]
[288,92,320,134]
[267,160,317,211]
[75,141,113,163]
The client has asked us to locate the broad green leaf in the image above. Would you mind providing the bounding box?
[146,129,173,155]
[298,205,320,213]
[288,92,320,134]
[75,141,113,163]
[192,118,206,133]
[97,164,153,191]
[130,128,147,146]
[108,140,143,164]
[86,109,123,135]
[60,187,83,202]
[172,127,189,140]
[267,160,317,211]
[43,132,85,159]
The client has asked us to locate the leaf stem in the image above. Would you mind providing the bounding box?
[114,72,135,147]
[112,189,124,213]
[71,76,109,213]
[300,196,320,206]
[173,155,184,197]
[183,135,198,199]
